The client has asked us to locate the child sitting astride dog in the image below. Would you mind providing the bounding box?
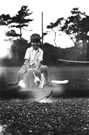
[18,33,48,88]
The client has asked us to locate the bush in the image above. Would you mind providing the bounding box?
[11,38,30,66]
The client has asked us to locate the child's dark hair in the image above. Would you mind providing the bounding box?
[30,33,41,42]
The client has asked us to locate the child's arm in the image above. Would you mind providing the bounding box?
[34,50,43,70]
[34,61,41,70]
[24,59,29,71]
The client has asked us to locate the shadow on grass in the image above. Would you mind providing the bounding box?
[0,81,89,100]
[0,85,34,99]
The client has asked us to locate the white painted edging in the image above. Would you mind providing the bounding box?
[51,80,69,84]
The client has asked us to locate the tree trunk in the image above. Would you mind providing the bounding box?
[20,27,22,38]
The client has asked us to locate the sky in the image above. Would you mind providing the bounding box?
[0,0,89,57]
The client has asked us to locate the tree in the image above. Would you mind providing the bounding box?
[0,14,11,26]
[9,5,33,38]
[0,5,33,39]
[47,18,64,47]
[61,8,89,47]
[46,7,89,61]
[6,30,20,37]
[47,8,89,48]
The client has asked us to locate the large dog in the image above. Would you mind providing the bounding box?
[19,69,45,89]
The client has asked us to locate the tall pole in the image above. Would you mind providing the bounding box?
[41,12,43,47]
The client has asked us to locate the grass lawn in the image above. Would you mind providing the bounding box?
[0,98,89,135]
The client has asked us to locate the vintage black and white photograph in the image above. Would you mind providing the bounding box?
[0,0,89,134]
